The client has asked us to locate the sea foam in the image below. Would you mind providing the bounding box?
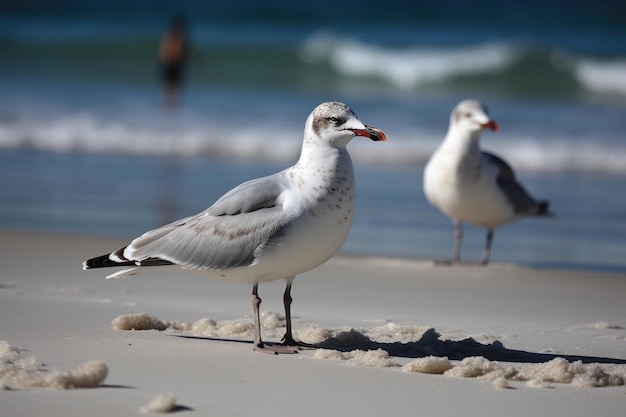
[0,341,108,390]
[110,312,626,389]
[2,109,626,175]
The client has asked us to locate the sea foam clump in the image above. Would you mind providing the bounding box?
[0,341,108,390]
[314,348,399,368]
[518,358,626,388]
[140,393,178,414]
[112,312,192,331]
[402,356,454,374]
[402,355,626,388]
[112,311,287,340]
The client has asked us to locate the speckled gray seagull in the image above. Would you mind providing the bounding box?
[83,101,386,353]
[423,99,552,265]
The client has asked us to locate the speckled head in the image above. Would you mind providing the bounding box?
[305,101,386,148]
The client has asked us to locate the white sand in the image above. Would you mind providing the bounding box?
[1,231,625,416]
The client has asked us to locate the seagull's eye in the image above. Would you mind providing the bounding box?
[328,116,341,124]
[462,111,472,118]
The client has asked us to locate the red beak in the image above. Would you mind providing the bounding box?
[350,126,387,142]
[483,120,499,132]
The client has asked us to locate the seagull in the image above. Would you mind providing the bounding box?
[83,101,386,353]
[423,99,552,266]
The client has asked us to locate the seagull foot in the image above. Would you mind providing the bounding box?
[281,335,315,350]
[433,259,460,266]
[433,259,488,267]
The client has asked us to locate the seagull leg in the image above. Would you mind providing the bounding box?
[281,278,296,345]
[452,221,463,264]
[281,277,314,349]
[435,220,463,265]
[252,283,265,351]
[251,282,299,355]
[480,228,494,266]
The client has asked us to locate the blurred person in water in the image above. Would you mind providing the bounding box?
[159,16,188,108]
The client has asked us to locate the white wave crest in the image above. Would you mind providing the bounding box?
[0,112,301,161]
[575,58,626,96]
[2,102,625,176]
[300,31,517,89]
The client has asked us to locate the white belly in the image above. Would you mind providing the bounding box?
[255,204,353,282]
[425,159,515,228]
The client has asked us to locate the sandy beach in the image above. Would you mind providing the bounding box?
[1,231,625,416]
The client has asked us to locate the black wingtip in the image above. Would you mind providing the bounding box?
[537,200,555,217]
[83,251,174,270]
[83,253,135,270]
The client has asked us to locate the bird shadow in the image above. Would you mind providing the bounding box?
[176,328,626,365]
[168,405,194,413]
[98,384,136,389]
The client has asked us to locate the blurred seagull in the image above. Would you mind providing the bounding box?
[83,101,386,353]
[423,99,552,265]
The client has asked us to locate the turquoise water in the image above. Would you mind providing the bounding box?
[1,2,625,272]
[1,150,624,273]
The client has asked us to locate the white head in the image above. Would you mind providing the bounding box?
[450,99,499,137]
[304,101,386,149]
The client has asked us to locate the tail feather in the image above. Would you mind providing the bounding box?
[535,200,554,217]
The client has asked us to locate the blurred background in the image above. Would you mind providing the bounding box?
[1,0,625,272]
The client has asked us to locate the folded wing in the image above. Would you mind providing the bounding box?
[121,173,291,270]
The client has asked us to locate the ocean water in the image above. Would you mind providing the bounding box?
[1,1,625,273]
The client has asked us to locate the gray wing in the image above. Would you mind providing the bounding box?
[483,151,539,215]
[207,174,286,216]
[124,173,291,270]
